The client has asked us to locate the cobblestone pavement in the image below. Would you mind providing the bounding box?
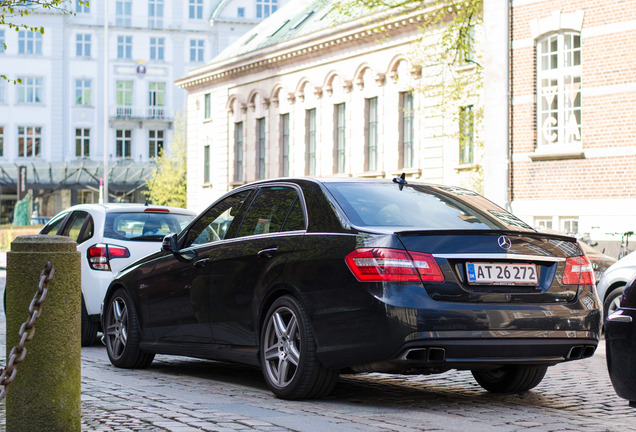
[1,263,635,431]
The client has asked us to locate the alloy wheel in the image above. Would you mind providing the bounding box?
[105,296,129,360]
[262,306,301,388]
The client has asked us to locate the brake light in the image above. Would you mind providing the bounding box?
[562,256,596,285]
[144,208,169,213]
[87,244,131,271]
[345,248,444,283]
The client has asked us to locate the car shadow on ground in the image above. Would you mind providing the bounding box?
[131,354,563,411]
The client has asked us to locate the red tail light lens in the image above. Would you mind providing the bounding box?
[87,244,130,271]
[562,256,596,285]
[345,248,444,283]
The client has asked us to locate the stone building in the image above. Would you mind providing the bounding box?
[177,0,483,212]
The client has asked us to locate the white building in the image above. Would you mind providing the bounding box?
[177,0,484,213]
[0,0,286,221]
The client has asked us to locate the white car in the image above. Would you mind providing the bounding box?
[40,203,195,345]
[597,250,636,320]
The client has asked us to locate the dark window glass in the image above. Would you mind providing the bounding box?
[184,190,252,247]
[62,211,90,243]
[325,182,534,231]
[281,198,305,232]
[306,108,316,175]
[40,212,68,235]
[281,114,289,177]
[236,187,301,237]
[104,212,193,241]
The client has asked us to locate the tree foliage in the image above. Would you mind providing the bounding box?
[144,114,187,208]
[1,1,89,82]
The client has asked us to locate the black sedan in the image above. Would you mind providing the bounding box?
[605,274,636,407]
[102,177,602,400]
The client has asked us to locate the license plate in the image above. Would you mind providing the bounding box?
[466,262,538,285]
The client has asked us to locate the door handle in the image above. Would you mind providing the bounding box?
[258,247,278,258]
[194,258,209,268]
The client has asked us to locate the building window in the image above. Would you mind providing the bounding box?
[280,113,289,177]
[365,97,378,172]
[459,105,474,165]
[190,39,204,62]
[75,79,91,105]
[150,37,165,60]
[116,81,133,117]
[117,36,132,59]
[148,82,165,118]
[204,93,211,119]
[17,77,43,104]
[76,1,90,13]
[75,33,91,57]
[75,128,90,157]
[0,126,4,156]
[305,108,316,176]
[534,217,553,230]
[459,25,476,64]
[149,130,164,158]
[18,126,41,157]
[148,0,164,28]
[1,30,6,54]
[256,0,277,19]
[334,103,346,173]
[537,32,581,148]
[238,7,245,18]
[116,0,132,26]
[189,0,203,19]
[235,122,243,182]
[203,145,210,184]
[400,91,414,168]
[560,217,578,236]
[257,118,266,180]
[0,80,5,104]
[116,129,132,158]
[18,31,42,55]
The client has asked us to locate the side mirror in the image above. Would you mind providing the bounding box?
[162,233,178,253]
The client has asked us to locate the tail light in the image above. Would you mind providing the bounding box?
[87,244,131,271]
[345,248,444,283]
[562,255,596,285]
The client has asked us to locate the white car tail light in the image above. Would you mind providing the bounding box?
[345,248,444,283]
[87,244,131,271]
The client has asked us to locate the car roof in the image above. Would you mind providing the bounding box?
[59,203,196,215]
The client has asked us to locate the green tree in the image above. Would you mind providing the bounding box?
[144,114,187,208]
[1,1,89,82]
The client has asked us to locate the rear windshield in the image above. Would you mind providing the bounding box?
[104,212,193,241]
[325,182,534,232]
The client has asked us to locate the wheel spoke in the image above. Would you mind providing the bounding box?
[272,311,287,338]
[277,358,291,386]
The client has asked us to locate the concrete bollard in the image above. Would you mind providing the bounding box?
[5,235,81,432]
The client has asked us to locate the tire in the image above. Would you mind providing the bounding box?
[603,286,625,320]
[260,295,339,400]
[472,365,548,393]
[81,296,99,346]
[103,288,154,369]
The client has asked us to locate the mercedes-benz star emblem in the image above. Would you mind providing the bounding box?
[498,235,512,250]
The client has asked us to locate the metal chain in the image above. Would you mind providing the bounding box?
[0,261,54,401]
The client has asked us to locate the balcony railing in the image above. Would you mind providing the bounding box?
[112,106,171,120]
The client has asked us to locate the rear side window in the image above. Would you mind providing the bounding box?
[104,212,193,241]
[63,211,93,244]
[236,186,305,237]
[326,182,533,231]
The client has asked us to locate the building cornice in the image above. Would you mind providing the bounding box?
[176,5,441,90]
